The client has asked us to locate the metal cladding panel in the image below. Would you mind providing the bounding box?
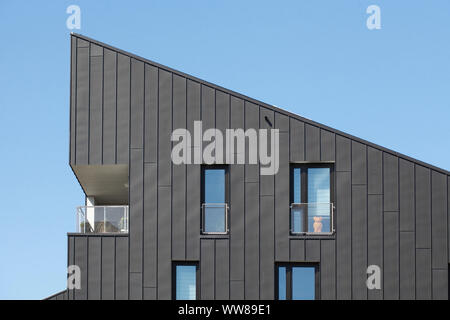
[158,69,172,187]
[274,111,289,133]
[88,237,101,300]
[130,58,145,149]
[229,97,245,281]
[336,171,351,299]
[351,141,366,185]
[216,90,230,164]
[130,273,143,300]
[383,153,399,212]
[143,163,157,287]
[321,240,336,300]
[130,149,143,273]
[367,147,383,195]
[144,64,158,163]
[144,287,157,300]
[399,159,415,232]
[201,240,215,300]
[289,118,304,162]
[305,240,320,262]
[230,164,245,281]
[215,240,230,300]
[172,74,186,261]
[68,236,75,300]
[70,37,77,165]
[201,85,215,130]
[103,49,117,164]
[244,102,259,183]
[351,185,367,300]
[74,237,87,300]
[400,231,415,299]
[336,136,351,172]
[290,239,305,261]
[245,182,259,299]
[157,186,171,299]
[260,196,274,300]
[89,54,103,164]
[186,80,201,261]
[75,45,89,165]
[320,129,335,162]
[116,53,130,164]
[431,171,448,269]
[367,194,383,300]
[260,107,275,196]
[384,212,399,300]
[416,248,432,300]
[230,280,245,300]
[115,236,129,300]
[432,269,448,300]
[416,165,431,249]
[275,132,289,262]
[305,124,320,162]
[101,237,115,300]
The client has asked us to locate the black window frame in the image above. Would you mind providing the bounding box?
[289,163,335,235]
[172,261,200,300]
[275,263,320,300]
[201,165,230,235]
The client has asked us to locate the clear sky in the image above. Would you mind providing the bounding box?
[0,1,449,299]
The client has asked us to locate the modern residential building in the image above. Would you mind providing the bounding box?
[46,33,450,300]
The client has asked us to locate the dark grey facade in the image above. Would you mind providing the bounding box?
[49,33,450,300]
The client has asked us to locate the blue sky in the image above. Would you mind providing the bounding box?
[0,1,449,299]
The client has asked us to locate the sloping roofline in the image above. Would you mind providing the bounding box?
[71,33,449,176]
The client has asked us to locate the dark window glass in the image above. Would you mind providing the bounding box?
[291,165,333,234]
[292,267,315,300]
[278,266,287,300]
[277,264,317,300]
[202,167,228,233]
[175,265,197,300]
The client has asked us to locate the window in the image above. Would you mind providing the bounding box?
[173,263,199,300]
[290,164,334,234]
[201,166,229,234]
[276,264,319,300]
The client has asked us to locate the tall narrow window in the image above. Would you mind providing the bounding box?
[174,263,198,300]
[202,166,228,234]
[290,164,334,234]
[276,264,319,300]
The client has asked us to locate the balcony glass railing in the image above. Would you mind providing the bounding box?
[290,203,334,235]
[201,203,228,234]
[76,206,129,233]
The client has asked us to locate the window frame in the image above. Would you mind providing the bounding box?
[289,163,335,235]
[172,261,200,300]
[275,263,320,300]
[201,165,230,235]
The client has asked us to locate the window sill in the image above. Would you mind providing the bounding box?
[200,233,229,239]
[289,232,335,240]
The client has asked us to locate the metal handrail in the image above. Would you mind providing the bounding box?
[76,205,129,233]
[201,203,229,234]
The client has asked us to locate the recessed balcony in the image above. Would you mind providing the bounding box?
[76,205,129,233]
